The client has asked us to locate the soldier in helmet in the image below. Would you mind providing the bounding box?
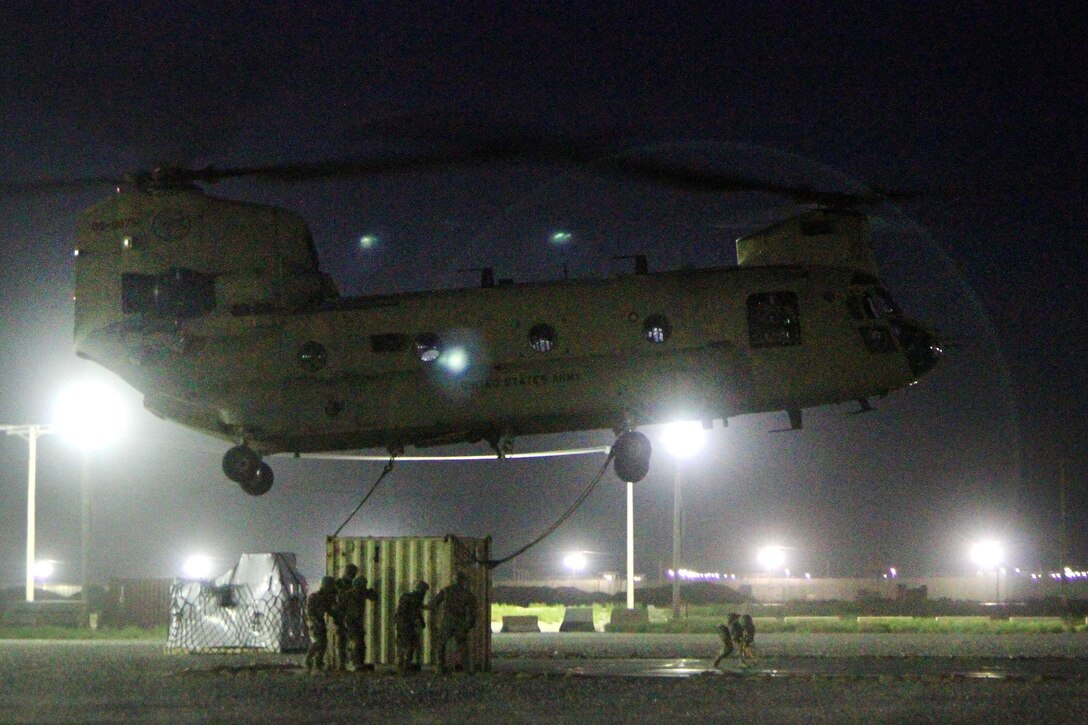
[432,572,478,675]
[393,581,429,673]
[340,574,379,671]
[712,613,739,670]
[326,563,359,672]
[304,576,337,673]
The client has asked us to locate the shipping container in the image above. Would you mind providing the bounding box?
[106,578,173,628]
[327,535,491,671]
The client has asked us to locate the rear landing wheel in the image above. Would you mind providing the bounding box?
[240,462,274,496]
[612,430,652,482]
[223,445,261,484]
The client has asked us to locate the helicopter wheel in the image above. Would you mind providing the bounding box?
[612,430,652,483]
[222,444,261,484]
[239,462,274,496]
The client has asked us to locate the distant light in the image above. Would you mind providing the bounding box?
[757,545,786,571]
[438,347,469,374]
[183,555,214,580]
[53,381,128,450]
[33,560,54,581]
[970,540,1003,570]
[550,230,572,245]
[804,572,811,579]
[358,234,379,249]
[661,420,706,459]
[563,552,587,573]
[889,567,897,578]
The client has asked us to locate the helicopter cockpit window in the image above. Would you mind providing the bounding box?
[858,326,897,354]
[121,268,216,319]
[528,323,557,353]
[747,291,801,348]
[849,289,901,320]
[415,333,442,362]
[870,288,900,317]
[643,314,672,344]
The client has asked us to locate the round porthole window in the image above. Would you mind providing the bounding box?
[643,314,671,343]
[528,323,557,353]
[415,333,442,362]
[298,341,328,371]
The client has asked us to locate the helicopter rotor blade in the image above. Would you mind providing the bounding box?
[0,174,126,197]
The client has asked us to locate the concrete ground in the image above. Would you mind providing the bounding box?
[2,633,1087,722]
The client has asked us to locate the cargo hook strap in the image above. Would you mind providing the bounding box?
[333,453,398,537]
[474,448,615,569]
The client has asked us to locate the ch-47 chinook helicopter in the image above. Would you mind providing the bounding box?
[61,150,941,495]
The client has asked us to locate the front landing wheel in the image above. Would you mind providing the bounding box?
[612,430,652,482]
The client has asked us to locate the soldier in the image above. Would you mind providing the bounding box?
[340,575,379,671]
[327,564,359,672]
[711,614,737,670]
[304,576,337,673]
[432,572,478,675]
[741,614,756,649]
[393,581,429,673]
[728,611,745,652]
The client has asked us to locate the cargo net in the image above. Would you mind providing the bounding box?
[165,580,309,654]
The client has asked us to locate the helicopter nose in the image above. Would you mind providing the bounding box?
[891,319,943,377]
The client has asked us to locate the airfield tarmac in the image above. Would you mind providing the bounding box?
[2,633,1087,723]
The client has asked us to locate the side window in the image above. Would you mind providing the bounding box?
[643,314,672,344]
[747,291,801,348]
[415,333,442,362]
[528,323,557,353]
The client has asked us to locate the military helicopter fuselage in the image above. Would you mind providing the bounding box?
[73,186,940,493]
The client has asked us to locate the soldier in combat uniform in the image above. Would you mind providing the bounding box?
[304,576,337,673]
[432,572,478,675]
[393,581,429,673]
[339,575,379,671]
[712,613,738,670]
[327,563,359,672]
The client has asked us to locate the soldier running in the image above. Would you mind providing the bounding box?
[339,575,379,671]
[432,572,478,675]
[712,613,738,670]
[394,581,429,673]
[304,576,337,673]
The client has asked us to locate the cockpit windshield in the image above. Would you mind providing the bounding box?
[847,287,901,320]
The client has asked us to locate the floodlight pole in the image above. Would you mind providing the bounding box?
[672,461,683,619]
[2,424,54,603]
[626,481,634,609]
[80,451,90,606]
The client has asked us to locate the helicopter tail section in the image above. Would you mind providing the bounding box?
[735,208,878,276]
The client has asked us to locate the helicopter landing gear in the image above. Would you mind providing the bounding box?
[611,430,652,483]
[240,462,274,496]
[223,444,274,495]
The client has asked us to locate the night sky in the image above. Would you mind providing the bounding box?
[1,2,1084,586]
